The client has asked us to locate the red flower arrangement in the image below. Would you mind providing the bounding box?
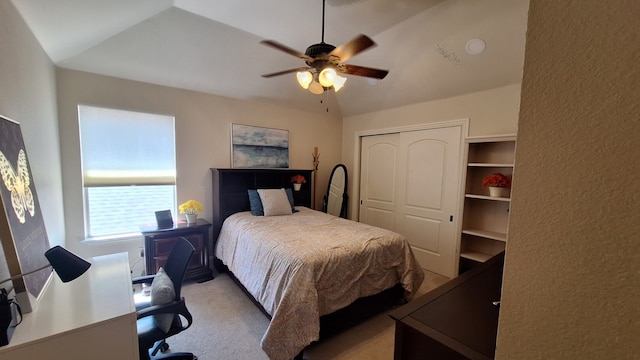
[290,174,306,184]
[482,173,512,188]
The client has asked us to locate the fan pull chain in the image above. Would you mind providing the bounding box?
[319,91,329,112]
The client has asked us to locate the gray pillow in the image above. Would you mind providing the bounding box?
[150,267,175,333]
[257,188,293,216]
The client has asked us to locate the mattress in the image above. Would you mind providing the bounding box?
[215,207,424,359]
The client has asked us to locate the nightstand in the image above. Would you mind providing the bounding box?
[140,219,213,282]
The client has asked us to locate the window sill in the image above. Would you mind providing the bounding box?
[82,232,143,244]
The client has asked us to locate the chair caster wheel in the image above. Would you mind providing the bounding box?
[159,342,170,353]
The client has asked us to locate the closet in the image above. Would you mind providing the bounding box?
[359,124,464,278]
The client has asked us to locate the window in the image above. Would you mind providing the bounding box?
[78,105,176,239]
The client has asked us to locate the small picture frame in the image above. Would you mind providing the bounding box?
[155,210,174,229]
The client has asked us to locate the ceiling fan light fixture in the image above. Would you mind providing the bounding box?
[333,74,347,92]
[260,0,389,96]
[318,67,337,87]
[309,80,324,94]
[296,71,313,89]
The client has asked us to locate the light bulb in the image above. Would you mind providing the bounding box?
[308,81,324,95]
[332,75,347,92]
[296,71,313,89]
[318,68,337,87]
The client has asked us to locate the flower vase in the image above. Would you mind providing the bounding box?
[185,213,197,224]
[488,186,507,198]
[293,183,302,191]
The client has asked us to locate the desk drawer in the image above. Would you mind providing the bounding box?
[153,233,203,256]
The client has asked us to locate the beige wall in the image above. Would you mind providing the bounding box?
[342,83,521,219]
[56,69,342,261]
[0,1,64,250]
[496,1,639,358]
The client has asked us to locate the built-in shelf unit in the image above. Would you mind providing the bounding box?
[459,134,516,273]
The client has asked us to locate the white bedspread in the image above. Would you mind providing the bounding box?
[215,207,424,359]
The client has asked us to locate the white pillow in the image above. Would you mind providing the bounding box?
[257,188,293,216]
[150,267,175,333]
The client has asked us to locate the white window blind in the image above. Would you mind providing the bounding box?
[79,106,176,187]
[78,105,176,238]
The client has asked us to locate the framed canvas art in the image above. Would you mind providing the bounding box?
[231,124,289,168]
[0,115,51,313]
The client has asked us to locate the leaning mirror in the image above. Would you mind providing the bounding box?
[323,164,348,218]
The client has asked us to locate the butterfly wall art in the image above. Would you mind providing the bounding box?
[0,115,51,313]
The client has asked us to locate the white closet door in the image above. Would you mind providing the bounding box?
[396,127,462,277]
[359,133,399,231]
[359,126,462,277]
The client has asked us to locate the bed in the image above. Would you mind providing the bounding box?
[210,168,424,359]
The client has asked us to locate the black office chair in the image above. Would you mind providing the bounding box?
[134,237,197,360]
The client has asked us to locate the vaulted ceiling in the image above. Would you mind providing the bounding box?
[12,0,529,117]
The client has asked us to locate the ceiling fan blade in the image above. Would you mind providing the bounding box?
[330,34,376,63]
[260,40,312,61]
[262,67,311,78]
[341,64,389,79]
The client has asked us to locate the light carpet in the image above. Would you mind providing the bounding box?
[164,270,449,359]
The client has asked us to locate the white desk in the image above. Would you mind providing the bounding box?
[0,252,138,359]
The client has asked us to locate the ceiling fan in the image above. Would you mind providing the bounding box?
[260,0,389,95]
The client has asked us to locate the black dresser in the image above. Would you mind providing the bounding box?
[389,252,504,360]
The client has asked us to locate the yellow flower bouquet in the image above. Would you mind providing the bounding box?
[179,200,203,215]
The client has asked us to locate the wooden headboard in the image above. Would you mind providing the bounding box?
[210,168,313,254]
